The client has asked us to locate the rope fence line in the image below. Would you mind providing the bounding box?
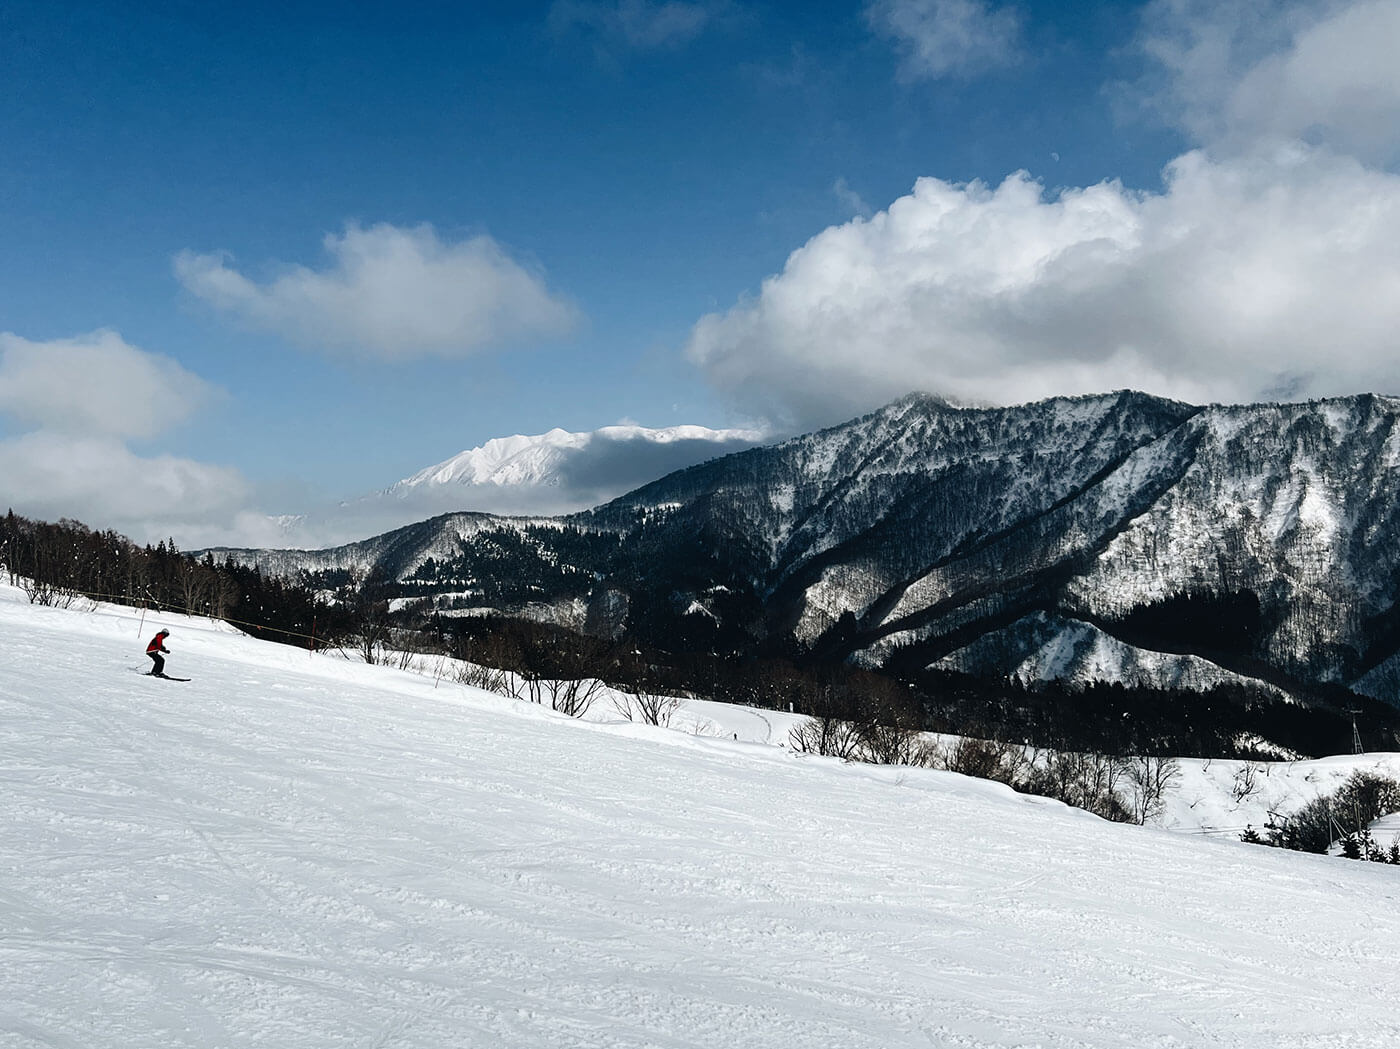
[12,575,522,662]
[22,585,329,647]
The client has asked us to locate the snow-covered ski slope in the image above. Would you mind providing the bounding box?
[3,585,1399,1048]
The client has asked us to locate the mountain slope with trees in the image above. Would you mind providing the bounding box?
[195,391,1400,755]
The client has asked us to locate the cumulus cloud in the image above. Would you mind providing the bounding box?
[0,330,253,546]
[0,431,251,534]
[0,330,213,440]
[866,0,1022,80]
[175,222,578,359]
[688,0,1400,426]
[1138,0,1400,164]
[687,145,1400,426]
[547,0,725,50]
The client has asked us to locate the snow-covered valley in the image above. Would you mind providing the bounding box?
[3,584,1399,1048]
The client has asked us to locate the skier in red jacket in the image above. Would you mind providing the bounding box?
[146,629,171,677]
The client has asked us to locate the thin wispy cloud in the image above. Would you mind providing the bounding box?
[175,223,578,360]
[548,0,728,51]
[866,0,1023,80]
[833,177,874,219]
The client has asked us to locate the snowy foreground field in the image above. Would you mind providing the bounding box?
[3,585,1400,1048]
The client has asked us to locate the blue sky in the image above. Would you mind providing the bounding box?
[3,0,1400,545]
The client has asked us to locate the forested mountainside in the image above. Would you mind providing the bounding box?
[212,391,1400,708]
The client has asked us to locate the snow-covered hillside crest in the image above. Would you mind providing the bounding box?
[214,390,1400,703]
[6,584,1400,1047]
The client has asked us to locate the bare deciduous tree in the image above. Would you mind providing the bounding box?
[547,676,607,718]
[789,715,867,760]
[453,659,514,696]
[19,574,82,608]
[935,736,1029,786]
[1125,755,1181,825]
[1231,762,1263,803]
[860,720,935,767]
[341,569,395,666]
[614,684,679,727]
[1021,750,1132,822]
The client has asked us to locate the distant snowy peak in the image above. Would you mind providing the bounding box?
[394,430,583,491]
[391,424,769,492]
[231,423,772,549]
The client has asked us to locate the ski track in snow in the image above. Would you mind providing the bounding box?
[2,586,1399,1048]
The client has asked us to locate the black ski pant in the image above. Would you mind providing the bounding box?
[148,652,165,675]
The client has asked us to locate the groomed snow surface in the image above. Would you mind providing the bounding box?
[3,585,1399,1048]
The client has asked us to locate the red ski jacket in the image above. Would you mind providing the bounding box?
[147,635,169,655]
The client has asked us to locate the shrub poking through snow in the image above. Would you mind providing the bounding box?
[1243,770,1400,863]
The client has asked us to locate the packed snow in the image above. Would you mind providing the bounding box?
[3,583,1400,1048]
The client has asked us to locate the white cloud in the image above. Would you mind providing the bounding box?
[0,331,253,546]
[686,145,1400,427]
[0,432,251,537]
[833,177,874,219]
[1138,0,1400,163]
[175,222,578,359]
[688,0,1400,426]
[866,0,1022,80]
[548,0,724,50]
[0,330,214,440]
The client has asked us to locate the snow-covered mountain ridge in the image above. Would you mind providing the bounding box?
[214,390,1400,706]
[5,584,1400,1047]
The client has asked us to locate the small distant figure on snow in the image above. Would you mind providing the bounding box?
[146,629,171,677]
